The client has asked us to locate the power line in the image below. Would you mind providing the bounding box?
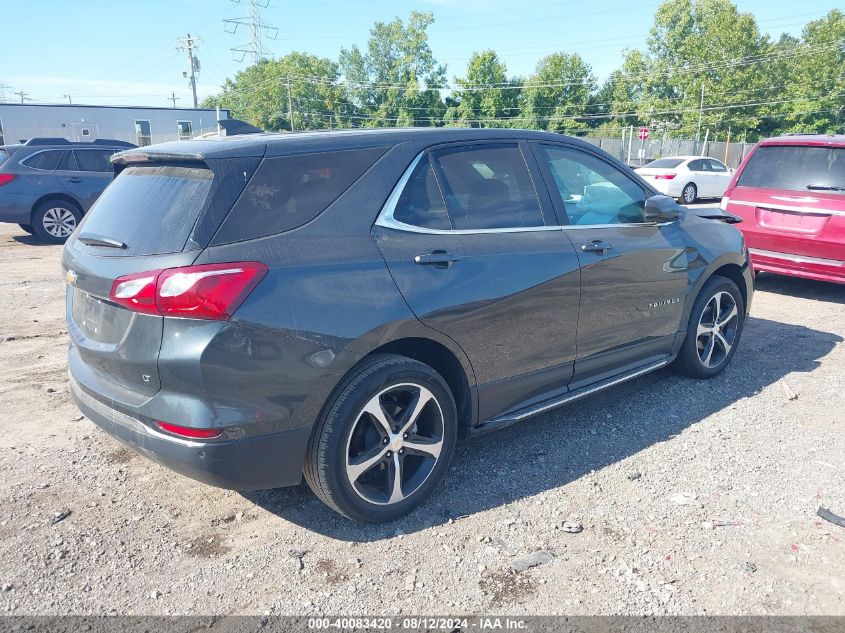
[224,0,278,64]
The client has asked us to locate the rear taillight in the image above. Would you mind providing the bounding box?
[155,420,223,439]
[109,262,268,320]
[653,173,677,180]
[0,174,17,186]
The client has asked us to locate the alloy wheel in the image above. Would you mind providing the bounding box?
[42,207,77,238]
[696,291,739,368]
[344,383,444,506]
[683,185,696,204]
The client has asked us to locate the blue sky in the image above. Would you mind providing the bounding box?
[0,0,837,108]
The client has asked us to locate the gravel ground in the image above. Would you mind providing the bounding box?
[0,219,843,616]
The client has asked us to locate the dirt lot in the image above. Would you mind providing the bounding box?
[0,220,843,616]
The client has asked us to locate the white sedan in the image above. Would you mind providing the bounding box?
[636,156,734,204]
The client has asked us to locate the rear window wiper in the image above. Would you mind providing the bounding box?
[807,184,845,192]
[77,233,127,249]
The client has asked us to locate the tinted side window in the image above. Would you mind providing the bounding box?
[75,150,114,172]
[57,151,78,171]
[23,150,62,171]
[214,147,387,243]
[536,144,646,225]
[708,159,727,172]
[393,157,451,230]
[688,159,708,171]
[431,144,543,230]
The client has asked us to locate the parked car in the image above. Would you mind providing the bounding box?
[0,137,136,243]
[63,128,752,522]
[637,156,733,204]
[721,134,844,285]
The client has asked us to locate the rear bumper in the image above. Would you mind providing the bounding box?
[0,193,35,223]
[645,179,683,198]
[749,248,845,284]
[70,372,310,490]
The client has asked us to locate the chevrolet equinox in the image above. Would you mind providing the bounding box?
[63,128,753,522]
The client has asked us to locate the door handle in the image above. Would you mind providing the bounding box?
[65,177,82,183]
[581,240,612,253]
[414,250,460,268]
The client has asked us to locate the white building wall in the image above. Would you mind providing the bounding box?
[0,104,230,146]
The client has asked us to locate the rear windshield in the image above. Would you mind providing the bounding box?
[212,147,387,244]
[78,165,213,256]
[738,145,845,193]
[0,149,9,166]
[644,158,684,168]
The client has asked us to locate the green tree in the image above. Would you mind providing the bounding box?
[338,11,447,127]
[772,10,845,134]
[201,52,350,131]
[639,0,775,139]
[445,50,521,127]
[519,53,595,132]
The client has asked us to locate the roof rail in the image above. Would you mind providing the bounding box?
[23,137,137,148]
[92,139,137,148]
[24,137,71,146]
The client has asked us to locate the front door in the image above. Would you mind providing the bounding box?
[57,149,115,211]
[532,142,688,389]
[373,142,581,421]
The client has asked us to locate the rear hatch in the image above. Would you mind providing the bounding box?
[726,143,845,259]
[63,145,263,402]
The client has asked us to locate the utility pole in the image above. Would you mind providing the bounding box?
[286,75,294,131]
[0,82,11,102]
[696,84,705,144]
[13,90,29,104]
[170,92,180,108]
[176,33,200,108]
[224,0,279,64]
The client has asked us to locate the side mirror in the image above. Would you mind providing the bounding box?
[644,194,681,223]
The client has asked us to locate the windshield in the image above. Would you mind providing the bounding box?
[644,158,684,169]
[77,164,213,256]
[737,145,845,193]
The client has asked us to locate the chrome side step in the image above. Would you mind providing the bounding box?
[474,358,671,434]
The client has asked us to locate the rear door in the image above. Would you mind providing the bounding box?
[728,143,845,260]
[687,159,712,196]
[63,163,216,401]
[707,159,732,197]
[56,149,116,211]
[373,142,582,421]
[531,142,688,389]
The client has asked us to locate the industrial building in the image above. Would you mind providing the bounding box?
[0,103,230,146]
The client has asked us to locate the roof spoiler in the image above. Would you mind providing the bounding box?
[217,118,264,136]
[24,137,136,148]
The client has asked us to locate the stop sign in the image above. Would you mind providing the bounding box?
[638,127,649,140]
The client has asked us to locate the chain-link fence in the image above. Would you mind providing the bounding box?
[589,134,752,168]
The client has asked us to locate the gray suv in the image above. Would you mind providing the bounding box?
[0,137,135,243]
[62,128,752,522]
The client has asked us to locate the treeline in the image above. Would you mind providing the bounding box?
[202,0,845,141]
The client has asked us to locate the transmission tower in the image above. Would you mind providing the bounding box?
[224,0,278,64]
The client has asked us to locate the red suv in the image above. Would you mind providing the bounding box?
[722,134,845,284]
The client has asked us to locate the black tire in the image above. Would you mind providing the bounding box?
[680,183,697,205]
[17,223,35,235]
[304,354,458,522]
[674,275,745,378]
[31,199,82,244]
